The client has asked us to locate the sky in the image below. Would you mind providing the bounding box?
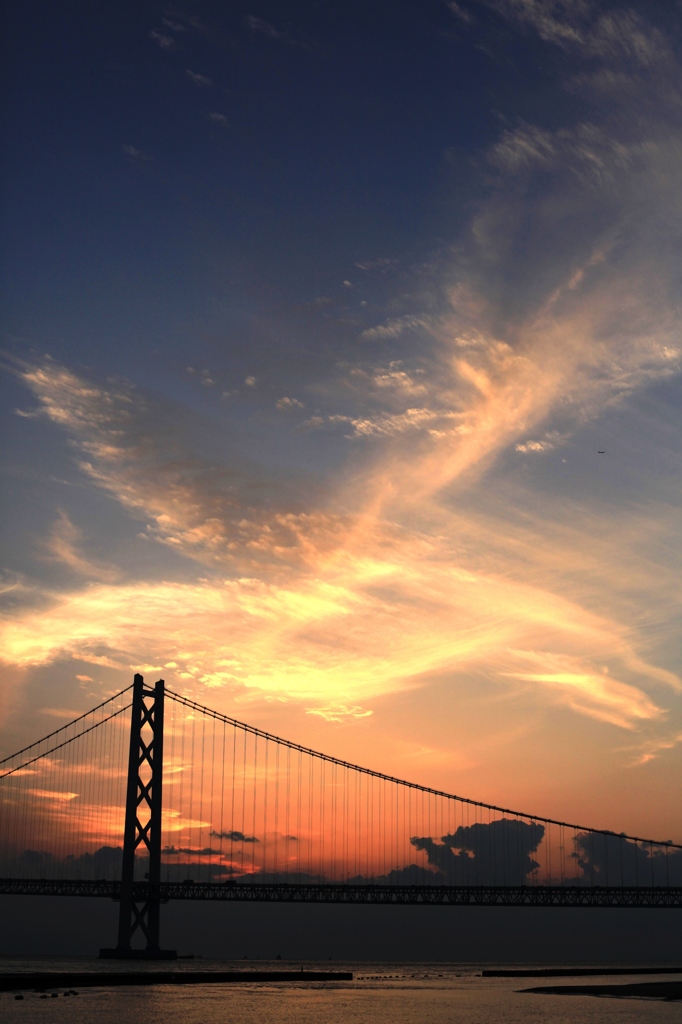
[1,0,681,849]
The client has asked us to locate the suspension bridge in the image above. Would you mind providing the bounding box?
[1,675,680,958]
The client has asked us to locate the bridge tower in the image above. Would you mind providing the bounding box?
[100,674,176,959]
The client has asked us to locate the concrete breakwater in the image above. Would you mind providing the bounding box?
[0,970,352,991]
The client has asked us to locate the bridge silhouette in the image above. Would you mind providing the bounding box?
[1,675,680,958]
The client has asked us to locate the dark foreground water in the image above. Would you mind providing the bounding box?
[0,959,679,1024]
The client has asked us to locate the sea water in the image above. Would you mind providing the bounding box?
[0,958,679,1023]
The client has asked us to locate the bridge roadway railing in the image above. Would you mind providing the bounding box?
[1,879,680,909]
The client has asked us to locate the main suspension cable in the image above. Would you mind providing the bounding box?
[0,685,133,767]
[166,689,681,850]
[0,702,133,780]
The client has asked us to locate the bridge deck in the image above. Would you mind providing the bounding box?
[1,879,680,908]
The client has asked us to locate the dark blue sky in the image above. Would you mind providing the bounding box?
[2,0,576,378]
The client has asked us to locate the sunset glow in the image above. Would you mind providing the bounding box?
[1,0,681,858]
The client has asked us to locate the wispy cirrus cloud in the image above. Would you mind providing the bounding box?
[514,435,560,454]
[305,704,373,722]
[186,69,211,86]
[122,144,152,162]
[354,257,398,272]
[242,14,308,47]
[43,511,120,583]
[326,407,461,439]
[242,15,280,38]
[7,166,682,731]
[3,0,682,770]
[162,18,186,34]
[503,650,663,730]
[149,28,174,50]
[487,0,585,46]
[1,517,677,726]
[11,358,346,573]
[489,1,670,68]
[447,2,475,26]
[2,340,681,732]
[360,315,432,341]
